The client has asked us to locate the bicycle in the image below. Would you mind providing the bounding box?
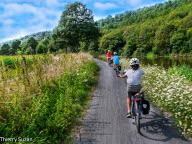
[108,58,113,67]
[131,93,149,133]
[114,65,121,77]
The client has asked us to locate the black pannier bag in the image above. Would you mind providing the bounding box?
[141,99,150,115]
[118,65,121,71]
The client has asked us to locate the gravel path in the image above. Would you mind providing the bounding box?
[75,59,191,144]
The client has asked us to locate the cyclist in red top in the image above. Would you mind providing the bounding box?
[106,50,112,61]
[106,50,112,64]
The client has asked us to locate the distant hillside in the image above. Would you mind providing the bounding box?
[97,0,191,30]
[98,0,192,56]
[0,31,52,45]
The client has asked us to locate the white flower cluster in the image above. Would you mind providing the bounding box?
[121,58,192,137]
[142,65,192,136]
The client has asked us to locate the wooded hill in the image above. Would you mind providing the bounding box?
[98,0,192,56]
[0,31,51,46]
[0,31,52,55]
[1,0,192,56]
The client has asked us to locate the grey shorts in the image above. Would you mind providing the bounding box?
[127,84,142,97]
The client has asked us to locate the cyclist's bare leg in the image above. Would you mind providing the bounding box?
[126,96,132,118]
[127,96,131,111]
[107,57,111,63]
[114,64,119,68]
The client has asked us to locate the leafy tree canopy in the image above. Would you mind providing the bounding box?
[52,2,99,52]
[26,37,38,54]
[0,44,10,55]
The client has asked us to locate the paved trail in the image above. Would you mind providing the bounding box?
[75,59,191,144]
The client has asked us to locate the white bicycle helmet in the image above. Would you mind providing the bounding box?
[130,58,139,65]
[108,50,110,52]
[113,52,117,55]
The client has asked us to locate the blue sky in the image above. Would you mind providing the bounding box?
[0,0,168,43]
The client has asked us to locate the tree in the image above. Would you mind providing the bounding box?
[123,40,137,57]
[36,43,47,54]
[99,29,125,53]
[154,24,175,55]
[136,24,155,55]
[41,39,49,48]
[52,2,99,52]
[38,39,49,53]
[170,32,186,53]
[189,38,192,54]
[0,44,10,55]
[88,40,99,52]
[48,40,57,53]
[10,40,21,55]
[26,37,38,54]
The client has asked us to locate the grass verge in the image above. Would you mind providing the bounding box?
[0,53,99,143]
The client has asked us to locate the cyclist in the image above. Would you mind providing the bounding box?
[119,58,144,118]
[112,52,120,68]
[106,50,112,64]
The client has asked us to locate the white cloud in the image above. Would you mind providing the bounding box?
[94,2,117,10]
[0,33,27,43]
[94,15,107,21]
[0,2,63,43]
[46,0,60,7]
[0,22,53,43]
[128,0,141,6]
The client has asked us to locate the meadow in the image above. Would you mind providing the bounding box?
[0,53,99,143]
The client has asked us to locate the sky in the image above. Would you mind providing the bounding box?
[0,0,168,43]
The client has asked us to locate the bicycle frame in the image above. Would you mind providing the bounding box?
[114,67,120,77]
[108,58,113,67]
[113,64,120,77]
[131,94,143,133]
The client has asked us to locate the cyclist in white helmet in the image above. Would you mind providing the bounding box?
[119,58,144,118]
[112,52,120,68]
[106,50,112,62]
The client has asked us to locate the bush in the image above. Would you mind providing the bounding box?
[168,65,192,81]
[0,57,16,68]
[0,57,33,69]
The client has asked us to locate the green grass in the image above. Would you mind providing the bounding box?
[0,57,33,69]
[168,65,192,82]
[146,52,155,59]
[0,53,99,143]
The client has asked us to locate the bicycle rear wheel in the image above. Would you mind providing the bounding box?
[108,60,110,66]
[134,101,140,133]
[115,68,119,77]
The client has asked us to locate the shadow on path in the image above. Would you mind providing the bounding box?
[139,111,190,143]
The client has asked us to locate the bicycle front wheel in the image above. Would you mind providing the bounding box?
[115,69,119,77]
[134,101,140,133]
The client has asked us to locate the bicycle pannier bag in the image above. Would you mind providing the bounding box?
[141,99,150,115]
[118,65,121,71]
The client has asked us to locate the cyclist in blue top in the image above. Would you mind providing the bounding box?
[112,52,120,68]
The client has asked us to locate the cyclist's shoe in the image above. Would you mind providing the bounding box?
[127,113,132,118]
